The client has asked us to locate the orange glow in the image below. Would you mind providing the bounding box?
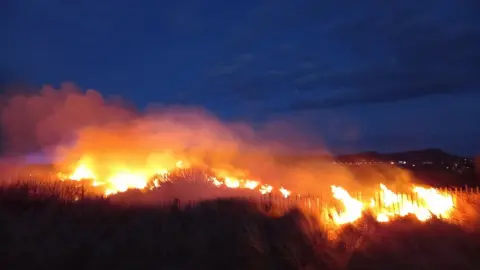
[330,183,455,225]
[1,84,460,228]
[69,164,95,181]
[279,186,291,198]
[63,159,456,227]
[63,160,283,196]
[330,185,364,224]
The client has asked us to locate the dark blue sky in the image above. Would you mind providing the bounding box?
[2,0,480,156]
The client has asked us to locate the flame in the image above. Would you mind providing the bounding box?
[64,159,286,197]
[224,177,240,188]
[105,171,148,195]
[259,184,273,195]
[64,160,455,226]
[279,187,291,198]
[330,185,364,224]
[245,180,259,190]
[208,176,223,187]
[69,164,96,181]
[330,183,455,225]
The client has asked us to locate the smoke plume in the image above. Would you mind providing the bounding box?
[0,82,415,202]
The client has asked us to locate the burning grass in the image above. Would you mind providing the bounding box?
[1,181,480,270]
[49,158,460,226]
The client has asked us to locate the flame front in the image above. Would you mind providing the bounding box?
[330,186,364,224]
[330,183,455,225]
[64,160,456,226]
[69,164,96,181]
[105,172,149,195]
[65,159,287,198]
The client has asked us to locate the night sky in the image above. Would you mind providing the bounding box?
[2,0,480,156]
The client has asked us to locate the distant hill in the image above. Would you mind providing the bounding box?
[335,148,477,187]
[336,148,470,164]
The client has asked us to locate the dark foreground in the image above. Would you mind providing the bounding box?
[1,184,480,270]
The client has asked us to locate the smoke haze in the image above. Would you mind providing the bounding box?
[0,82,416,201]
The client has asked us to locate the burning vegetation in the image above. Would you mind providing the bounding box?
[58,159,456,226]
[0,84,462,227]
[0,84,479,269]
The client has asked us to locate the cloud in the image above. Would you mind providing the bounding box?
[283,1,480,111]
[204,1,480,112]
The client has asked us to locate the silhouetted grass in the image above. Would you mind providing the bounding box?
[1,181,480,270]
